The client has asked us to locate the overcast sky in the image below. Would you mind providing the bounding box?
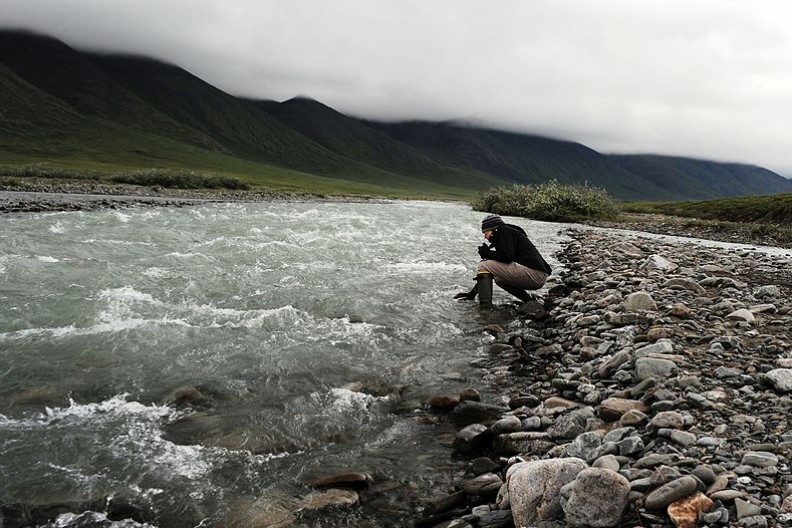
[3,0,791,175]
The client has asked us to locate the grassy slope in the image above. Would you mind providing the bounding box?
[86,55,480,195]
[0,30,220,151]
[2,30,791,202]
[622,193,792,224]
[0,60,454,197]
[609,154,792,199]
[253,97,503,190]
[371,121,676,200]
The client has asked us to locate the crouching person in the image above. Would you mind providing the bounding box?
[454,214,551,307]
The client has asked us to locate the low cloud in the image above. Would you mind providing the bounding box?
[2,0,791,175]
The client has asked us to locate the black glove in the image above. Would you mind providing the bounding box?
[478,244,492,259]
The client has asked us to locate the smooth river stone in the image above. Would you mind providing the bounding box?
[507,458,588,526]
[644,476,698,510]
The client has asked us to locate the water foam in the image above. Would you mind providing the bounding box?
[37,256,60,263]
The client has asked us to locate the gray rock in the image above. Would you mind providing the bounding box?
[618,436,644,456]
[691,465,717,486]
[454,423,489,453]
[635,357,677,381]
[644,475,698,510]
[754,285,781,298]
[715,366,743,378]
[463,473,504,496]
[741,451,779,468]
[597,351,630,378]
[547,409,590,440]
[641,255,675,271]
[735,498,762,519]
[635,453,680,468]
[662,278,705,293]
[669,430,697,446]
[507,458,588,526]
[474,509,513,528]
[737,515,768,528]
[623,291,658,312]
[650,411,684,429]
[726,308,755,323]
[707,490,744,502]
[686,392,714,408]
[566,431,602,462]
[634,340,674,357]
[765,369,792,392]
[602,427,635,444]
[592,455,620,472]
[470,457,501,476]
[493,432,555,455]
[490,415,523,435]
[451,401,508,426]
[562,468,630,527]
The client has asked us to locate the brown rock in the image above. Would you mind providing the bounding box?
[544,396,580,411]
[668,303,692,319]
[459,388,481,402]
[428,395,460,411]
[706,474,731,495]
[668,492,713,528]
[648,326,674,340]
[300,489,359,510]
[493,432,555,455]
[307,472,371,490]
[600,398,649,421]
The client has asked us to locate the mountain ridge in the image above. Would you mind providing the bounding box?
[2,29,791,200]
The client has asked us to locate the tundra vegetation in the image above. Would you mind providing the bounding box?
[471,181,619,223]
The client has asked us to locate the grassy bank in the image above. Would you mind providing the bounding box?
[621,193,792,224]
[0,161,476,201]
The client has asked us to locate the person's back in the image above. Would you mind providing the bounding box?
[455,214,551,307]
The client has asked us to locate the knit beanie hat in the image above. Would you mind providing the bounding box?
[481,214,505,232]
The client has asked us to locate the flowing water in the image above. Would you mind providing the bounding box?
[0,200,568,527]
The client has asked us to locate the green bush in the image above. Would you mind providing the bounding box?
[109,169,250,190]
[471,181,618,222]
[0,163,101,180]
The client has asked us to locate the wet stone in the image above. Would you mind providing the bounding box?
[644,475,698,510]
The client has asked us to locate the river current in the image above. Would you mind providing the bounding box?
[0,200,568,527]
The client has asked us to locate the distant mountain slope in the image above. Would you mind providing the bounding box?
[252,97,503,189]
[372,121,675,200]
[0,30,219,151]
[87,54,352,174]
[0,62,81,133]
[608,155,792,200]
[1,29,789,201]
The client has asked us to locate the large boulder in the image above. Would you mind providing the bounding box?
[562,468,630,527]
[507,458,588,526]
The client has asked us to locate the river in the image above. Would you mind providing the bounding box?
[0,200,568,527]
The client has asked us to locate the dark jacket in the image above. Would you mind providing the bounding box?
[479,224,552,274]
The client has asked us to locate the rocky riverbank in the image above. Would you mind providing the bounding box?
[0,180,382,214]
[416,228,792,528]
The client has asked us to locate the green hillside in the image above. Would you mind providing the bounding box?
[0,30,218,150]
[608,154,792,199]
[372,121,676,200]
[1,29,790,201]
[253,97,503,190]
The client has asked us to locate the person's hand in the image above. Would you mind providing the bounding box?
[478,244,490,258]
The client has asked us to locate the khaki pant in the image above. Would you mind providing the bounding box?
[477,259,548,290]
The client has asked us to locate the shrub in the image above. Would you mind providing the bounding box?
[471,181,618,222]
[0,163,101,180]
[109,169,250,190]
